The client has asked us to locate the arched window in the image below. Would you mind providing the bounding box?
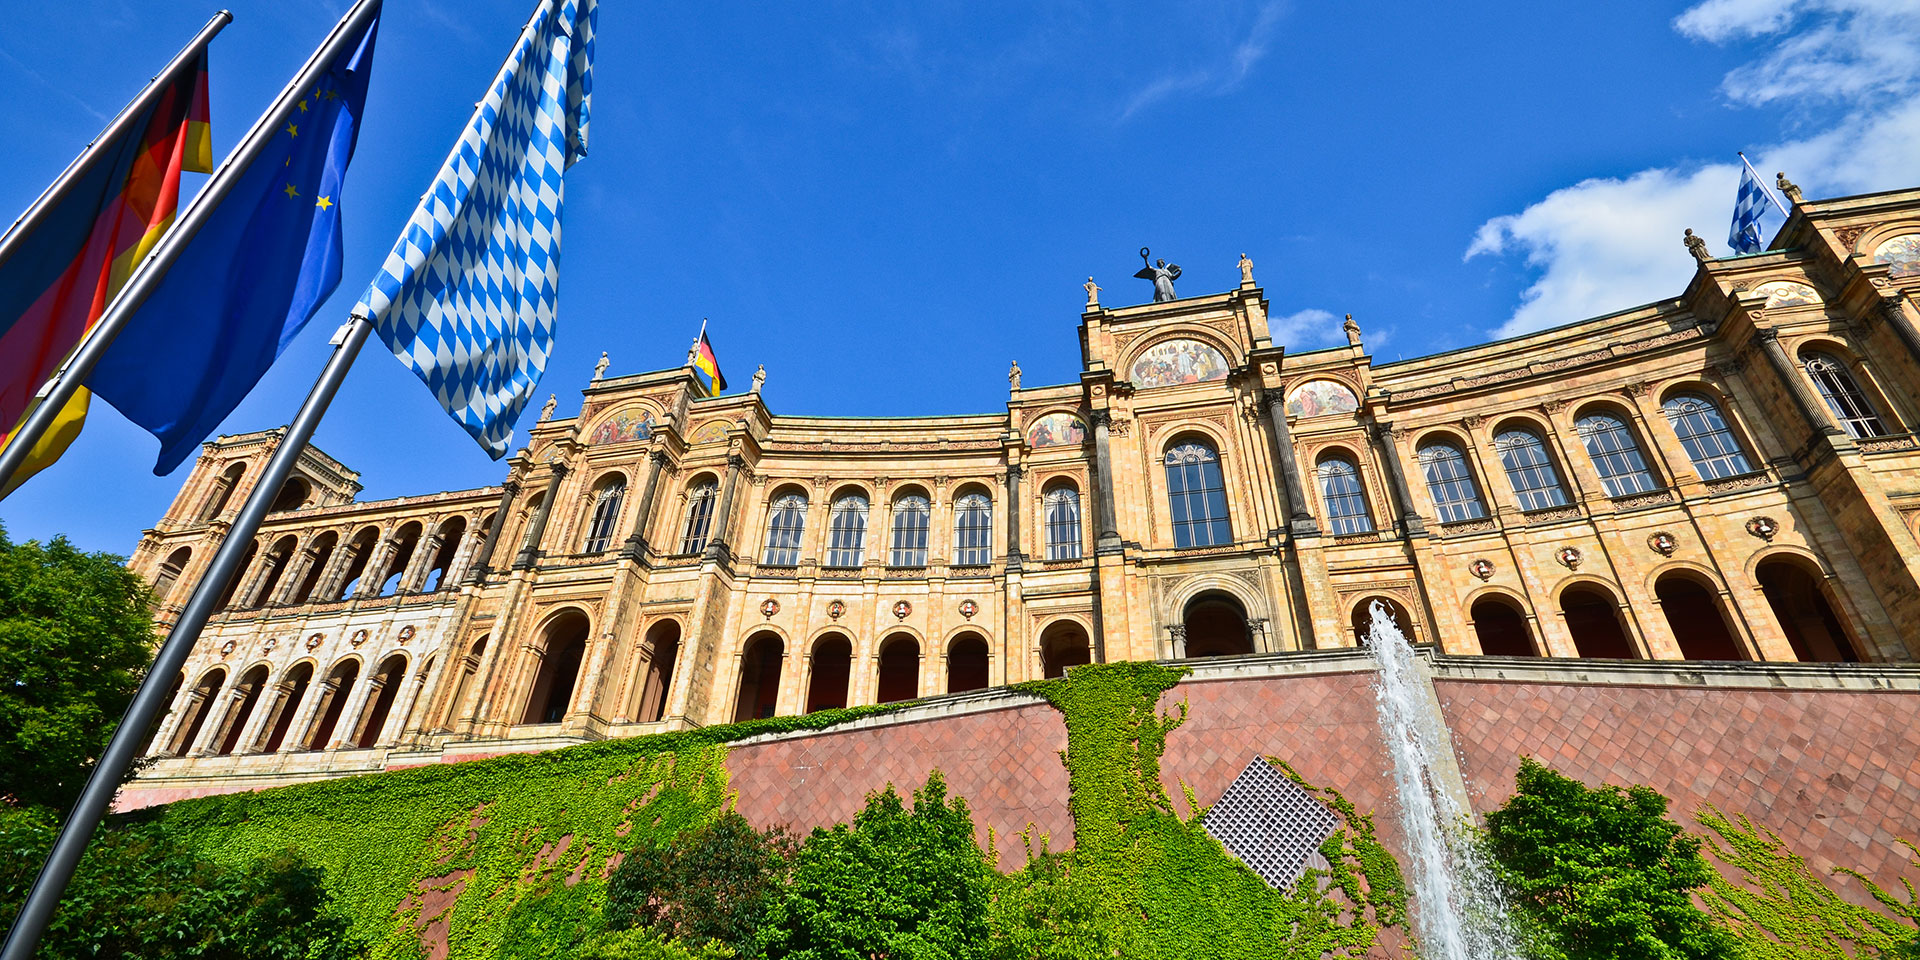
[826,494,869,568]
[268,476,310,513]
[1043,485,1082,561]
[1661,393,1754,479]
[199,463,245,521]
[582,476,626,553]
[1801,351,1889,438]
[1315,457,1373,535]
[762,493,807,566]
[1417,441,1485,523]
[1493,429,1569,511]
[1163,440,1232,547]
[889,495,930,567]
[953,493,993,565]
[152,547,193,606]
[421,518,465,592]
[679,481,718,555]
[1575,412,1657,497]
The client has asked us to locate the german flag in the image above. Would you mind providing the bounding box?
[692,329,727,397]
[0,54,212,494]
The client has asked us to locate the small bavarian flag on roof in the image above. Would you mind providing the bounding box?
[690,322,726,397]
[356,0,596,459]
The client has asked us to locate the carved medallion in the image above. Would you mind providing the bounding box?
[262,636,279,652]
[219,639,236,657]
[760,598,780,619]
[892,600,912,620]
[350,629,369,647]
[958,599,979,620]
[1746,516,1779,542]
[827,600,846,620]
[1556,547,1583,570]
[1647,531,1677,556]
[398,625,417,644]
[306,633,324,650]
[1469,558,1494,581]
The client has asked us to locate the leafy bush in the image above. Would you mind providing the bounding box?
[0,805,360,959]
[606,810,796,953]
[986,849,1113,960]
[755,771,993,960]
[1485,758,1736,960]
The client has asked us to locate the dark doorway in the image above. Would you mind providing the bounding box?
[734,633,784,721]
[1470,598,1537,656]
[1657,575,1745,660]
[1561,585,1637,659]
[948,634,990,693]
[216,665,270,755]
[1756,559,1861,662]
[522,612,589,724]
[1040,622,1091,679]
[877,635,919,704]
[303,659,361,750]
[262,662,313,753]
[1183,592,1252,657]
[1351,597,1415,646]
[637,620,681,723]
[355,654,408,747]
[806,634,853,712]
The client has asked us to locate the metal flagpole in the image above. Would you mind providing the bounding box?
[1738,151,1792,218]
[0,11,231,265]
[0,312,375,960]
[0,0,382,499]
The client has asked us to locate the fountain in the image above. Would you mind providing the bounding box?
[1365,600,1521,960]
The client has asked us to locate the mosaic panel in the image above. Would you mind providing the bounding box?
[1027,412,1087,448]
[1130,338,1229,388]
[1875,233,1920,278]
[1754,280,1819,308]
[589,410,653,445]
[1285,379,1360,418]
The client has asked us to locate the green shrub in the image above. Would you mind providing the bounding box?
[607,810,796,953]
[986,849,1112,960]
[1485,758,1736,960]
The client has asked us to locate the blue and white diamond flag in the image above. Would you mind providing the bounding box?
[1728,162,1772,255]
[356,0,595,458]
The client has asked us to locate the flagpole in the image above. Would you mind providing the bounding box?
[1738,151,1791,218]
[0,312,375,960]
[0,11,231,267]
[0,0,383,499]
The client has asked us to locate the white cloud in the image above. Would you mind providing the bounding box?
[1120,2,1286,120]
[1470,0,1920,338]
[1271,307,1357,349]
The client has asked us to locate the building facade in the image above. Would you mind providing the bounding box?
[126,186,1920,794]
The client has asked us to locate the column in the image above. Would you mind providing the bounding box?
[513,464,568,570]
[233,546,278,608]
[465,479,521,584]
[703,454,746,561]
[354,537,395,598]
[245,680,300,753]
[1089,410,1122,554]
[230,679,283,755]
[1880,294,1920,369]
[1368,421,1427,537]
[326,676,378,750]
[621,450,670,560]
[273,545,322,605]
[145,688,196,757]
[187,676,242,756]
[402,532,446,593]
[1756,329,1844,442]
[379,671,430,746]
[1262,393,1319,537]
[287,679,340,752]
[1003,464,1024,571]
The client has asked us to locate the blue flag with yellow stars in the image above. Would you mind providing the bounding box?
[89,14,379,475]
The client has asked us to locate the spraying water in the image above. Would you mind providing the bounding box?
[1365,600,1521,960]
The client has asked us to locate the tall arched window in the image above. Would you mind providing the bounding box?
[1801,351,1888,438]
[1043,485,1082,560]
[762,492,807,566]
[582,476,626,553]
[1164,440,1232,547]
[152,547,193,606]
[826,494,869,567]
[679,481,718,555]
[1493,429,1569,511]
[1315,457,1373,535]
[953,493,993,565]
[1417,441,1485,523]
[1661,393,1753,479]
[889,495,930,567]
[1575,412,1657,497]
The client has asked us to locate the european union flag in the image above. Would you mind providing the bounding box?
[89,15,379,475]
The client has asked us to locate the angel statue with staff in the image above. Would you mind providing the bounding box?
[1135,247,1180,302]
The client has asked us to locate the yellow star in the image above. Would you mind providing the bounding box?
[285,122,298,137]
[315,196,333,211]
[296,99,309,113]
[283,183,299,199]
[323,89,340,101]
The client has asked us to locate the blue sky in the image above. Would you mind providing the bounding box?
[3,0,1916,554]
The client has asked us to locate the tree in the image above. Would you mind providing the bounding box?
[755,771,993,960]
[1484,757,1738,960]
[0,524,157,812]
[606,811,796,953]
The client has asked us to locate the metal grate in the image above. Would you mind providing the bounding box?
[1202,757,1340,890]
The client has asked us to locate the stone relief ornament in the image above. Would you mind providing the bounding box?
[220,639,236,656]
[306,633,325,650]
[958,599,979,620]
[262,637,279,652]
[1648,531,1678,556]
[398,625,417,644]
[1469,558,1494,581]
[1746,516,1779,541]
[351,629,370,647]
[892,600,912,620]
[827,600,846,620]
[1556,547,1583,570]
[760,598,780,618]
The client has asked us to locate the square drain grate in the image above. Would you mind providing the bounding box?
[1201,757,1340,890]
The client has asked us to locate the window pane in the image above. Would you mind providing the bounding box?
[889,496,930,567]
[1044,487,1082,560]
[1493,430,1568,512]
[827,495,868,567]
[1316,458,1374,535]
[679,483,717,554]
[762,494,807,565]
[953,493,992,565]
[1163,442,1231,548]
[1661,394,1754,480]
[583,481,625,553]
[1802,352,1889,438]
[1575,414,1657,497]
[1418,443,1486,523]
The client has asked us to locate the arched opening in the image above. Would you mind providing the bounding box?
[421,517,466,592]
[1655,574,1745,660]
[1470,597,1537,656]
[947,633,990,693]
[250,536,299,607]
[440,635,488,731]
[806,633,853,712]
[261,662,313,753]
[377,522,422,596]
[301,659,361,750]
[216,665,271,755]
[152,547,193,606]
[1756,558,1861,662]
[200,463,245,521]
[636,620,681,723]
[402,655,438,732]
[334,527,379,599]
[877,634,919,704]
[289,533,336,604]
[582,475,627,553]
[1183,592,1252,657]
[1351,596,1416,645]
[1560,585,1638,659]
[142,671,186,754]
[1039,621,1091,679]
[522,611,590,724]
[167,668,226,755]
[733,632,784,721]
[352,654,408,747]
[269,476,311,513]
[214,542,257,610]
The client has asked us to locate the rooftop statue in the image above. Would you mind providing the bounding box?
[539,393,557,422]
[1344,313,1362,346]
[1684,228,1711,263]
[1135,247,1180,302]
[593,351,610,381]
[1238,252,1254,285]
[1009,360,1022,391]
[1777,172,1803,205]
[1084,276,1101,308]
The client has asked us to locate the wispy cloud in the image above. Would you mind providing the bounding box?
[0,42,105,121]
[1119,2,1287,121]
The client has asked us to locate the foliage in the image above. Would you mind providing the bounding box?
[754,771,994,960]
[1483,757,1737,960]
[1015,661,1406,959]
[607,810,796,953]
[985,847,1113,960]
[1695,805,1920,959]
[0,804,360,959]
[0,524,157,811]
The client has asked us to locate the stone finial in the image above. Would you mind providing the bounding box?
[1237,252,1254,286]
[539,393,556,422]
[1008,360,1022,392]
[1083,276,1101,308]
[750,364,766,394]
[1776,172,1802,205]
[1684,228,1711,263]
[1343,313,1362,346]
[592,351,610,380]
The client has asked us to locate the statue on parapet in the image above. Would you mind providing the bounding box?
[1135,247,1180,302]
[1238,252,1254,285]
[751,364,766,394]
[593,351,610,380]
[539,393,557,422]
[1084,276,1101,308]
[1683,229,1711,263]
[1776,172,1803,205]
[1009,360,1022,391]
[1343,313,1362,346]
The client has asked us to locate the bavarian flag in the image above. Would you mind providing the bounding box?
[693,329,726,397]
[0,54,211,495]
